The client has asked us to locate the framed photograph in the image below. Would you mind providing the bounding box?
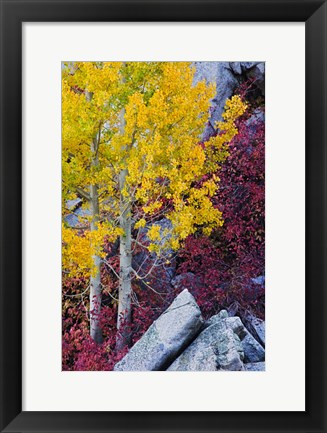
[1,0,326,432]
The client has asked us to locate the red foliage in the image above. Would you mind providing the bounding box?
[62,301,128,371]
[177,97,265,319]
[62,265,175,370]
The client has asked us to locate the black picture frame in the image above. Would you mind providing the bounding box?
[0,1,326,432]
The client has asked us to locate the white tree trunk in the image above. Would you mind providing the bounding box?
[89,181,103,344]
[85,90,103,344]
[116,169,132,350]
[116,75,132,350]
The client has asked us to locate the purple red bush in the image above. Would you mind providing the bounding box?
[176,92,265,319]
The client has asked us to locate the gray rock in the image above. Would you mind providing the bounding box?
[168,313,264,371]
[167,323,222,371]
[244,314,265,347]
[167,318,245,371]
[114,289,204,371]
[194,62,238,140]
[74,207,91,217]
[205,310,229,327]
[225,316,248,339]
[66,198,82,210]
[64,213,80,228]
[216,326,245,371]
[223,316,265,363]
[229,62,242,75]
[194,61,265,141]
[242,332,265,363]
[245,362,265,371]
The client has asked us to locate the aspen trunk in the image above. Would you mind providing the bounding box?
[116,70,132,350]
[116,168,132,350]
[89,181,103,344]
[89,129,103,343]
[85,91,103,344]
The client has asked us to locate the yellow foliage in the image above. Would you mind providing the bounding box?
[147,224,161,241]
[134,218,146,229]
[62,62,247,274]
[62,224,92,278]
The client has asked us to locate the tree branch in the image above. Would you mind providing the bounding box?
[76,187,91,201]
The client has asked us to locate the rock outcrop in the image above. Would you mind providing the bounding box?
[244,314,266,347]
[194,61,265,141]
[114,292,265,371]
[114,289,204,371]
[167,319,245,371]
[224,316,265,363]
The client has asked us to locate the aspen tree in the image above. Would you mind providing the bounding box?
[62,62,246,346]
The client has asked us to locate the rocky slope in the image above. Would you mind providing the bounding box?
[114,289,265,371]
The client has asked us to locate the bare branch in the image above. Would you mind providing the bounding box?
[102,258,121,280]
[76,187,91,201]
[63,286,90,298]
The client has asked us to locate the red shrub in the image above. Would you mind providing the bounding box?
[177,96,265,319]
